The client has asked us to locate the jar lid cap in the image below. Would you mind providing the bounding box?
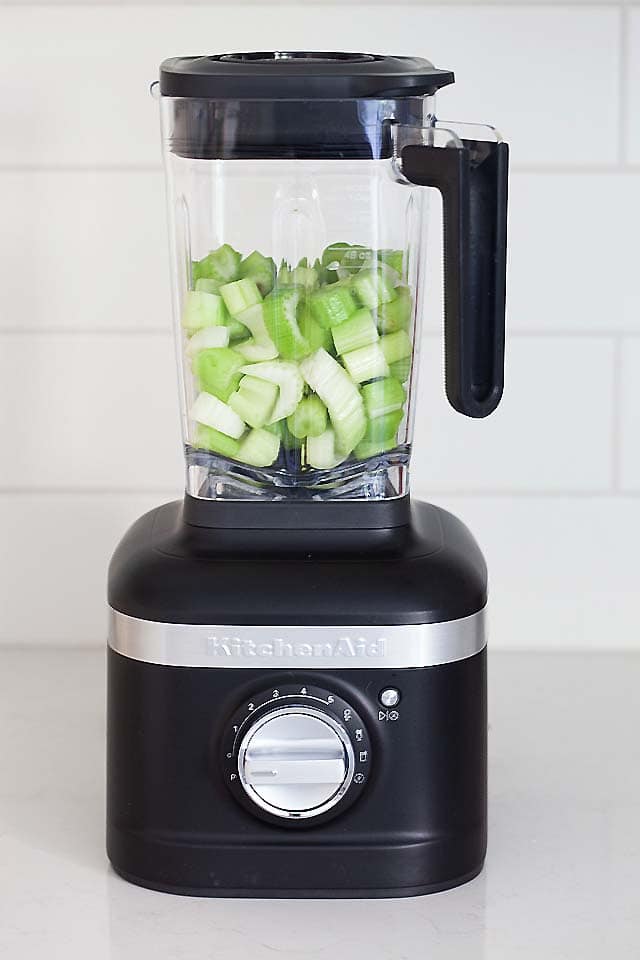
[159,52,454,100]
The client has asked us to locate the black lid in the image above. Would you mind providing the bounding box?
[160,52,454,100]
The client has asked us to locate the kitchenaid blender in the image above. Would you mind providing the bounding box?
[107,52,508,897]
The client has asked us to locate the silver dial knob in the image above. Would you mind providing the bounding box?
[238,706,355,820]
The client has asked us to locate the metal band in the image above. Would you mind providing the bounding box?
[108,607,486,669]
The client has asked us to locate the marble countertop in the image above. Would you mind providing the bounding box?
[0,648,638,959]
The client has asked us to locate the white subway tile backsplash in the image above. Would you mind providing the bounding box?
[0,5,620,167]
[0,171,169,332]
[626,9,640,163]
[439,496,640,651]
[507,174,640,333]
[620,337,640,491]
[0,334,184,490]
[412,334,615,493]
[0,493,165,644]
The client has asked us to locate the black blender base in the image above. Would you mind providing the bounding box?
[110,862,484,899]
[107,499,488,899]
[107,823,486,899]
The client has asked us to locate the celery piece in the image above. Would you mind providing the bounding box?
[185,325,230,358]
[228,375,278,429]
[331,308,379,355]
[237,427,281,467]
[306,427,347,470]
[351,267,397,309]
[239,251,276,297]
[232,304,279,362]
[309,282,357,329]
[378,249,405,277]
[194,278,221,294]
[226,319,250,342]
[219,278,262,317]
[341,342,390,384]
[240,360,304,422]
[193,347,244,402]
[354,408,404,460]
[298,303,334,354]
[290,265,319,289]
[361,377,406,420]
[192,244,242,285]
[380,330,412,365]
[192,423,240,460]
[389,357,412,383]
[262,288,310,361]
[182,290,228,335]
[287,395,328,440]
[377,286,413,333]
[266,419,303,450]
[190,391,246,440]
[299,348,366,454]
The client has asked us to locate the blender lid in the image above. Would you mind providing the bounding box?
[159,52,455,99]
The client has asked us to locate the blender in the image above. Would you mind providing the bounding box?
[107,52,508,897]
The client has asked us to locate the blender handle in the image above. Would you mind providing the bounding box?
[401,138,509,418]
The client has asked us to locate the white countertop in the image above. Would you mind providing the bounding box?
[0,648,638,959]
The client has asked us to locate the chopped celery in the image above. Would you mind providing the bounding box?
[378,249,405,277]
[193,347,244,402]
[351,267,396,309]
[193,244,242,285]
[190,391,246,439]
[229,375,278,429]
[262,288,310,361]
[240,360,304,422]
[377,286,413,333]
[298,303,334,353]
[389,357,412,383]
[331,309,379,355]
[226,319,250,342]
[232,303,279,361]
[287,395,328,439]
[361,377,406,419]
[239,251,276,297]
[185,325,230,357]
[309,283,357,329]
[306,427,346,470]
[237,427,281,467]
[182,290,228,334]
[192,423,240,460]
[290,265,318,289]
[266,419,302,450]
[194,278,221,294]
[321,242,351,273]
[299,348,366,454]
[341,342,390,384]
[380,329,412,365]
[354,408,404,459]
[220,278,263,317]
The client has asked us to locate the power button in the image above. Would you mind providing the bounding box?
[379,687,401,708]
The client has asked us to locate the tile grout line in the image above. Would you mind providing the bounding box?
[611,334,624,491]
[619,2,630,166]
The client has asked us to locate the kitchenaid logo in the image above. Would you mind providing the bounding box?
[207,635,387,660]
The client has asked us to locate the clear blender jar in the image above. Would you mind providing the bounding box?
[158,53,508,502]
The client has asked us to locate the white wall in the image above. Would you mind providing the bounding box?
[1,2,638,648]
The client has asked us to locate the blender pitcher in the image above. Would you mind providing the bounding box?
[158,52,508,502]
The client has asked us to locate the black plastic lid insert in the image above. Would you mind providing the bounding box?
[160,52,455,99]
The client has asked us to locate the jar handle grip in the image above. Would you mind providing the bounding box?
[402,131,509,418]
